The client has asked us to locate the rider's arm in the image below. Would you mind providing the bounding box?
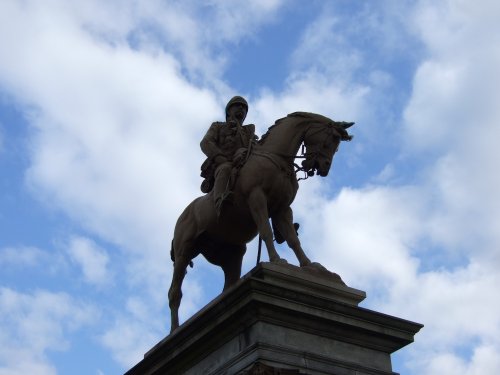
[200,122,227,163]
[244,124,259,145]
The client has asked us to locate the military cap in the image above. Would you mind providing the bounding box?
[225,96,248,116]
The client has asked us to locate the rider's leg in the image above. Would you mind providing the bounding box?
[248,188,286,263]
[213,163,232,216]
[272,208,312,267]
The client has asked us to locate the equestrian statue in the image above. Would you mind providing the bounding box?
[168,96,354,332]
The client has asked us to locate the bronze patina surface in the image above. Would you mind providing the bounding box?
[168,97,354,333]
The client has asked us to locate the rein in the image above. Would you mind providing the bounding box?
[252,145,312,181]
[295,122,352,181]
[253,127,329,181]
[296,125,333,181]
[254,120,352,182]
[252,151,295,176]
[294,144,313,181]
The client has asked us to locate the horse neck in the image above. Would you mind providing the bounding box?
[259,120,305,157]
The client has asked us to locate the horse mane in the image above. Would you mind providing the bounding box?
[258,122,280,145]
[258,112,334,145]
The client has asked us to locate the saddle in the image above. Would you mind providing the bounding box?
[200,153,247,194]
[200,158,216,193]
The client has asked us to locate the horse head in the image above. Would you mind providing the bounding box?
[301,120,354,177]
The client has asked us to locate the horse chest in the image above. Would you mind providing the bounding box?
[265,177,297,212]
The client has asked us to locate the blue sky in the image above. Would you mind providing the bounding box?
[1,1,500,374]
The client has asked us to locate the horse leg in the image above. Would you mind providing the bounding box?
[169,218,199,333]
[272,207,312,267]
[248,189,286,263]
[168,251,191,333]
[221,245,245,291]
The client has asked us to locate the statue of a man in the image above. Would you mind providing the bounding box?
[200,96,257,216]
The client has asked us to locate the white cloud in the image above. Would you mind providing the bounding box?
[0,1,219,296]
[0,2,221,369]
[290,179,500,375]
[0,288,97,375]
[54,0,286,84]
[0,1,290,370]
[421,345,500,375]
[403,0,500,258]
[1,0,500,374]
[290,1,500,374]
[316,187,423,287]
[263,2,500,374]
[0,246,45,267]
[253,72,368,129]
[398,5,500,372]
[0,123,4,154]
[291,14,360,81]
[101,315,159,369]
[290,2,415,80]
[0,246,67,276]
[67,236,111,286]
[192,0,284,44]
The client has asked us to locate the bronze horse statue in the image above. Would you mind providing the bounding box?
[168,112,353,332]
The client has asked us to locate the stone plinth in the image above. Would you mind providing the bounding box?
[125,262,422,375]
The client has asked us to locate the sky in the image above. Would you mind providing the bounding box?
[1,0,499,374]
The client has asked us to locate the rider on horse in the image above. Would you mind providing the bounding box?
[200,96,257,216]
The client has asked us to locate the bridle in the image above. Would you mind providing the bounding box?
[253,121,352,181]
[294,124,337,181]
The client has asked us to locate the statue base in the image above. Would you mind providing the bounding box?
[125,262,422,375]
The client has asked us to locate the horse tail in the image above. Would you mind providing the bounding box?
[170,239,175,264]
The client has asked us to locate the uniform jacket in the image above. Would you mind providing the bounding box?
[200,121,256,192]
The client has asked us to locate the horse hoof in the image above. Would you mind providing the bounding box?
[301,262,346,285]
[271,258,288,265]
[309,262,327,271]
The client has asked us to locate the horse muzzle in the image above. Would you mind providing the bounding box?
[315,159,331,177]
[301,159,315,175]
[301,159,330,177]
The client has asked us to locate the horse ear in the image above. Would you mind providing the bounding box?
[340,122,355,129]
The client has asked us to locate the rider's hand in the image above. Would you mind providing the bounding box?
[233,148,247,164]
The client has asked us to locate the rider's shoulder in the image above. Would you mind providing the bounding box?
[243,123,255,132]
[208,121,225,130]
[206,122,225,135]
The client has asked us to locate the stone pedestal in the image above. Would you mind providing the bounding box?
[125,263,422,375]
